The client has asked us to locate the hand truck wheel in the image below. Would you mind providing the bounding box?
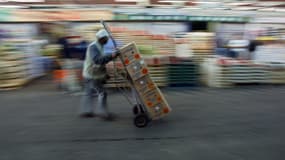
[134,114,149,128]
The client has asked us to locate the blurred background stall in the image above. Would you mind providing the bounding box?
[0,0,285,91]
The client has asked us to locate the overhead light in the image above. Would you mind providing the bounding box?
[194,1,219,4]
[158,0,187,3]
[0,0,44,2]
[227,2,255,6]
[258,7,276,12]
[115,0,145,2]
[232,7,259,11]
[258,7,285,12]
[255,2,285,7]
[274,8,285,12]
[0,5,26,8]
[181,7,201,10]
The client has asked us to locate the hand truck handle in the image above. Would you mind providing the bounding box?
[100,20,118,50]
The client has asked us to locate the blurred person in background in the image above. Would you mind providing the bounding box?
[227,34,250,59]
[80,29,120,120]
[248,40,259,60]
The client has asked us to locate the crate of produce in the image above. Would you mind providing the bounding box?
[125,59,148,81]
[139,88,171,119]
[119,42,141,66]
[133,75,156,95]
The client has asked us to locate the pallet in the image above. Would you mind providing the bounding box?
[0,78,29,91]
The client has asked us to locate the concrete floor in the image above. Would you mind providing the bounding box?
[0,82,285,160]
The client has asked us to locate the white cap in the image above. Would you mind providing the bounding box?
[96,29,109,39]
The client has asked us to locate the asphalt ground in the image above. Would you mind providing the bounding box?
[0,81,284,160]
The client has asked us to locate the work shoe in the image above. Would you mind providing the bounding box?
[97,112,117,121]
[79,112,95,118]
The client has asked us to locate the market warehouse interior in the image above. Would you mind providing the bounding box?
[0,0,285,159]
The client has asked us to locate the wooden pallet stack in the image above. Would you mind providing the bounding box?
[151,35,175,55]
[168,56,199,87]
[201,57,235,88]
[110,27,175,56]
[110,27,131,45]
[119,42,171,119]
[229,61,267,84]
[144,55,169,87]
[129,31,152,46]
[186,32,215,63]
[201,57,269,88]
[264,63,285,84]
[0,46,29,90]
[254,44,285,63]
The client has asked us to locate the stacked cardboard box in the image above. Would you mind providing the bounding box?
[110,27,175,56]
[150,35,175,55]
[186,32,215,63]
[0,46,29,90]
[119,42,171,119]
[264,63,285,84]
[110,27,131,45]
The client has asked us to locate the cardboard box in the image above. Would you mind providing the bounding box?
[148,101,171,120]
[140,88,171,119]
[133,75,155,95]
[125,59,148,81]
[119,42,171,120]
[119,42,141,66]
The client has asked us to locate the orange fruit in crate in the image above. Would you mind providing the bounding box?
[134,53,140,59]
[124,59,130,65]
[142,68,148,74]
[148,83,154,89]
[163,107,170,114]
[147,101,153,107]
[157,96,162,102]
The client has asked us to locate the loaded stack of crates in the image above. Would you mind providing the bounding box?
[110,27,131,45]
[264,62,285,84]
[229,60,267,85]
[201,57,268,88]
[151,35,175,55]
[0,45,29,90]
[129,31,152,46]
[105,56,169,88]
[110,27,175,56]
[167,56,199,87]
[144,55,169,87]
[200,57,233,88]
[120,42,171,119]
[186,32,215,63]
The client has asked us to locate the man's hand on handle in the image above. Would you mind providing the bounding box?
[112,50,121,59]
